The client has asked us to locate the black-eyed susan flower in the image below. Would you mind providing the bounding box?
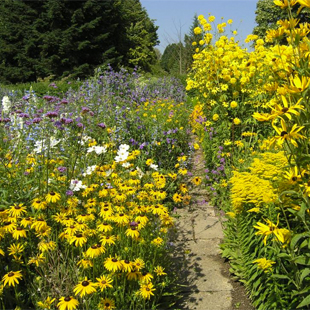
[151,237,164,247]
[98,298,116,310]
[8,243,25,256]
[191,176,202,186]
[57,296,79,310]
[133,258,145,271]
[2,270,23,287]
[73,277,97,297]
[140,271,153,283]
[95,275,113,291]
[126,268,141,281]
[9,204,27,218]
[77,258,93,269]
[27,253,45,267]
[85,244,105,258]
[121,259,133,272]
[125,226,140,239]
[11,227,27,240]
[139,282,156,299]
[100,235,116,246]
[172,193,183,203]
[20,217,33,228]
[104,256,123,272]
[69,232,87,247]
[31,198,47,210]
[154,266,167,276]
[97,222,113,233]
[31,217,48,232]
[37,296,55,309]
[45,191,61,203]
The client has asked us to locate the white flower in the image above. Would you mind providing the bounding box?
[119,144,130,151]
[136,167,144,179]
[115,150,129,162]
[87,146,96,153]
[122,162,131,168]
[94,146,107,155]
[2,96,11,113]
[69,179,87,191]
[150,163,158,171]
[50,136,61,148]
[83,165,97,176]
[33,140,45,153]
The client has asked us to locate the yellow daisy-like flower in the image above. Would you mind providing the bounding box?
[37,296,55,309]
[57,296,79,310]
[98,298,116,310]
[85,244,105,258]
[69,232,87,247]
[139,282,156,299]
[154,266,167,276]
[45,191,61,203]
[192,176,202,186]
[12,227,27,240]
[125,226,140,239]
[95,275,113,291]
[73,277,97,297]
[172,193,183,203]
[2,270,23,287]
[104,256,123,272]
[9,204,27,218]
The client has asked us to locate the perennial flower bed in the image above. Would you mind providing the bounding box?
[0,69,194,309]
[187,1,310,309]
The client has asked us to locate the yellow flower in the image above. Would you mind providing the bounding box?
[139,282,156,299]
[271,119,306,147]
[253,258,276,273]
[73,277,97,297]
[45,191,61,203]
[254,217,291,245]
[37,297,56,309]
[194,27,202,35]
[213,114,219,121]
[230,101,238,108]
[9,204,27,218]
[57,296,79,310]
[95,275,113,291]
[233,118,241,125]
[98,298,116,310]
[274,0,297,8]
[154,266,167,276]
[104,256,123,272]
[192,176,202,186]
[2,270,22,287]
[12,227,27,240]
[193,143,200,150]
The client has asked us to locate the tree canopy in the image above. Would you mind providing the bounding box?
[253,0,310,42]
[0,0,159,84]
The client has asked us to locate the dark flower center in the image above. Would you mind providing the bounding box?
[292,177,297,182]
[8,272,14,277]
[101,280,106,284]
[76,233,83,238]
[281,131,288,136]
[50,192,55,196]
[14,206,21,210]
[282,108,289,113]
[91,245,97,249]
[82,281,89,286]
[105,303,110,307]
[16,227,23,231]
[112,258,118,262]
[124,260,130,264]
[146,288,150,291]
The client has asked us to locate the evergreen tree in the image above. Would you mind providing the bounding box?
[0,0,159,83]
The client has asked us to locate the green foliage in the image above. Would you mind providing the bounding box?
[253,0,310,43]
[0,0,159,84]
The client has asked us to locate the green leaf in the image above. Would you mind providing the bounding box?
[271,274,290,280]
[290,232,310,251]
[300,268,310,284]
[293,256,310,265]
[297,294,310,308]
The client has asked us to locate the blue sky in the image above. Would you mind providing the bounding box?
[140,0,259,53]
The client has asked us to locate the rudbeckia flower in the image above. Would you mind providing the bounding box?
[2,270,23,287]
[73,277,97,297]
[45,191,61,203]
[104,256,123,272]
[98,298,116,310]
[57,296,79,310]
[139,282,156,299]
[95,275,113,291]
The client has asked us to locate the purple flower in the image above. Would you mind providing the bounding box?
[66,190,74,196]
[32,117,43,124]
[45,111,58,118]
[57,166,67,173]
[77,123,83,128]
[97,123,106,129]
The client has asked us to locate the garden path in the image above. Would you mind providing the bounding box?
[171,140,253,310]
